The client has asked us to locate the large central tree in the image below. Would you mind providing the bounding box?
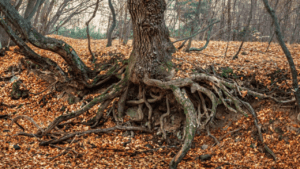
[127,0,175,83]
[0,0,279,168]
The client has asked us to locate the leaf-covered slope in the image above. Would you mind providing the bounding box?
[0,36,300,168]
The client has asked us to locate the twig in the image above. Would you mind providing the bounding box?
[11,115,44,132]
[40,126,151,146]
[206,125,220,145]
[29,81,58,95]
[218,128,241,142]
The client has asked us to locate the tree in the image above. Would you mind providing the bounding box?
[0,0,283,168]
[262,0,300,108]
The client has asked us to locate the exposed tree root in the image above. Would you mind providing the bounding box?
[143,73,280,166]
[169,87,197,169]
[49,144,80,161]
[39,126,151,146]
[206,126,220,146]
[160,97,170,140]
[91,100,111,128]
[49,135,80,160]
[0,114,9,119]
[11,69,294,168]
[40,79,127,136]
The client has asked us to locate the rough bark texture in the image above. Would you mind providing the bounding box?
[127,0,176,83]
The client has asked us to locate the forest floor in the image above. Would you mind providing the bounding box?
[1,35,300,168]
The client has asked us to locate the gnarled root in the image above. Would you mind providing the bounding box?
[41,79,126,136]
[144,73,281,167]
[169,87,197,169]
[12,71,287,168]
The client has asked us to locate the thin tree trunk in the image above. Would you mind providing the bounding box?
[24,0,38,19]
[224,0,232,57]
[265,32,275,52]
[86,0,100,63]
[185,0,201,52]
[106,14,112,37]
[33,2,43,28]
[120,3,128,43]
[39,0,54,34]
[24,0,45,22]
[189,21,215,52]
[122,20,131,45]
[227,0,231,41]
[233,0,253,60]
[106,0,116,47]
[118,0,124,42]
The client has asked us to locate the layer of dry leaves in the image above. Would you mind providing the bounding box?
[1,35,300,168]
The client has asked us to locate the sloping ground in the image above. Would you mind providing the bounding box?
[0,36,300,168]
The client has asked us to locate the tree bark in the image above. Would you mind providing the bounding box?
[127,0,176,83]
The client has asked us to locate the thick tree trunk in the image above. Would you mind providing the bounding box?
[127,0,176,84]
